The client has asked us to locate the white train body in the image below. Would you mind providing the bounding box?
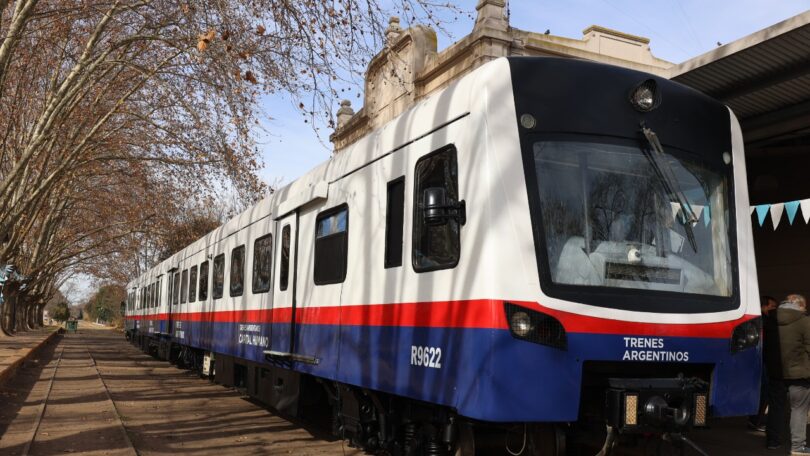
[125,57,760,444]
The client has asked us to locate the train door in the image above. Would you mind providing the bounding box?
[269,214,297,357]
[167,268,179,337]
[293,202,347,372]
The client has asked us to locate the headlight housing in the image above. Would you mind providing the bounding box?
[731,317,761,352]
[629,79,661,112]
[504,303,567,350]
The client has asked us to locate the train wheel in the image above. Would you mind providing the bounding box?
[528,424,566,456]
[452,420,475,456]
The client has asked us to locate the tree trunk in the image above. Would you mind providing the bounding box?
[13,292,26,333]
[0,295,7,338]
[27,302,40,329]
[1,284,18,335]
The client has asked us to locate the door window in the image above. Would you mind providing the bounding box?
[279,225,291,291]
[314,205,349,285]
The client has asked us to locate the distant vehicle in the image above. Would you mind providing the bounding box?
[124,57,760,455]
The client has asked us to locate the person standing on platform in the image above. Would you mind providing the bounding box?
[776,294,810,454]
[756,295,785,449]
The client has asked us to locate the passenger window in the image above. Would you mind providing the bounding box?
[180,269,188,304]
[172,271,180,305]
[231,245,245,297]
[280,225,290,291]
[199,261,209,301]
[189,266,197,302]
[253,234,273,294]
[166,275,172,307]
[314,205,348,285]
[151,283,156,308]
[213,254,225,299]
[156,278,161,307]
[413,146,463,272]
[385,177,405,268]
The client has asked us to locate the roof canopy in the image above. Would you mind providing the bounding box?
[670,11,810,150]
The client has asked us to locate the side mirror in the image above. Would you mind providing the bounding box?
[424,187,447,226]
[423,187,466,226]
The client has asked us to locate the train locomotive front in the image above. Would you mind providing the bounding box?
[472,57,761,449]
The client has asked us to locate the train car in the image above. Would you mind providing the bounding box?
[124,56,760,455]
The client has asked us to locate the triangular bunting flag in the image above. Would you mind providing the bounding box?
[755,205,770,227]
[802,199,810,225]
[694,205,704,220]
[685,204,704,224]
[704,205,711,227]
[770,203,784,230]
[785,201,800,225]
[670,202,682,221]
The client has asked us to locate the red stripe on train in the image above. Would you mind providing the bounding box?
[126,299,755,338]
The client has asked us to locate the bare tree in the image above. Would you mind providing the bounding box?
[0,0,460,332]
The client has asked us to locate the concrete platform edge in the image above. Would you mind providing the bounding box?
[0,328,61,386]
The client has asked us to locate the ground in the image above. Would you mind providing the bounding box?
[0,323,793,455]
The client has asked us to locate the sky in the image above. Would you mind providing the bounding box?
[256,0,810,187]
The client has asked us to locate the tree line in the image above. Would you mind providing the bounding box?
[0,0,458,334]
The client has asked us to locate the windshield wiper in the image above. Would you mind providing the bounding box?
[639,125,699,253]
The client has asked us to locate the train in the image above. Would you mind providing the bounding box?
[125,56,761,455]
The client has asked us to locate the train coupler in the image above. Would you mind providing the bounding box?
[605,375,709,434]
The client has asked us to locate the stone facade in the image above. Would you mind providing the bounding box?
[330,0,673,151]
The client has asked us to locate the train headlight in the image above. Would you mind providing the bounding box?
[630,79,661,112]
[731,317,761,352]
[504,303,567,350]
[510,311,533,337]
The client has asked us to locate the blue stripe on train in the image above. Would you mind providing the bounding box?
[137,318,760,422]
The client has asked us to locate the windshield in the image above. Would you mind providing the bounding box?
[533,140,732,297]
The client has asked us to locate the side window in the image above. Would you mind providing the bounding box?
[172,272,180,305]
[213,254,225,299]
[253,234,273,294]
[156,278,161,308]
[166,275,172,307]
[199,261,209,301]
[189,266,197,302]
[413,146,462,272]
[314,205,349,285]
[230,245,245,297]
[385,177,405,268]
[180,269,188,304]
[150,283,156,308]
[280,225,290,291]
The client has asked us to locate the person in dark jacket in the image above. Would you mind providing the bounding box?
[758,295,787,449]
[777,294,810,455]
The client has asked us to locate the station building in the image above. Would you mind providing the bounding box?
[331,0,810,301]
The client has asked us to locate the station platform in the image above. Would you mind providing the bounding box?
[0,326,60,385]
